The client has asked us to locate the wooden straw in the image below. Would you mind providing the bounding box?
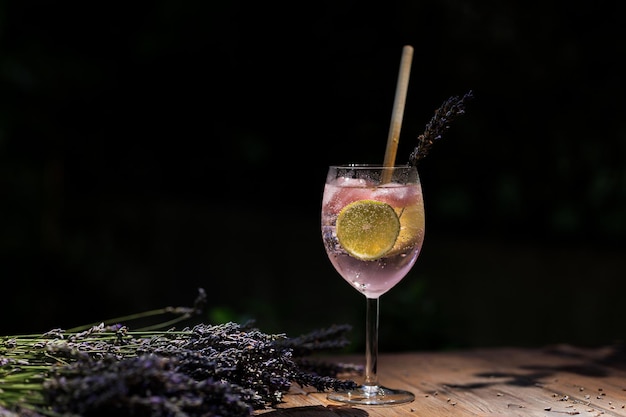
[382,45,413,182]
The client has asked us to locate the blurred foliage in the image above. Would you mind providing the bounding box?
[1,0,625,349]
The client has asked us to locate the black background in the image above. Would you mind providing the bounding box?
[1,1,625,351]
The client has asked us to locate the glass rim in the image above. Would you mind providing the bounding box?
[329,164,414,169]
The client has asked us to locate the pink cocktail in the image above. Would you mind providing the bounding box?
[322,177,424,298]
[321,164,425,405]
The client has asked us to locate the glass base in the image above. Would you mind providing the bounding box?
[327,384,415,406]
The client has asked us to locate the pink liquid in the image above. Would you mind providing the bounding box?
[322,178,425,298]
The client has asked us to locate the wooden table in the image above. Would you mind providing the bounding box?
[257,344,626,416]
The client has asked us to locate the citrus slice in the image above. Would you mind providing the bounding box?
[336,199,401,261]
[386,205,425,256]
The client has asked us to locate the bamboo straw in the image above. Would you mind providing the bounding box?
[382,45,413,182]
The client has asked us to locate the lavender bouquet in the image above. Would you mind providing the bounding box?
[0,289,359,417]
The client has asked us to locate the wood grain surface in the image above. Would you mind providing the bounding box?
[256,344,626,416]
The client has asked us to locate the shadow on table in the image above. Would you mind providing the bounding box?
[537,342,626,374]
[437,343,626,392]
[262,405,368,417]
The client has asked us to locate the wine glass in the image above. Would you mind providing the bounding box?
[321,164,425,405]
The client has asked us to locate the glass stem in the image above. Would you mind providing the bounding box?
[364,297,379,387]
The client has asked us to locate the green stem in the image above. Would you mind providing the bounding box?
[65,307,175,332]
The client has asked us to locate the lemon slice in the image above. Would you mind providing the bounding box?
[386,205,425,256]
[336,200,401,261]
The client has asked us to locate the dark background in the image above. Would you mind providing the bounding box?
[1,1,624,351]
